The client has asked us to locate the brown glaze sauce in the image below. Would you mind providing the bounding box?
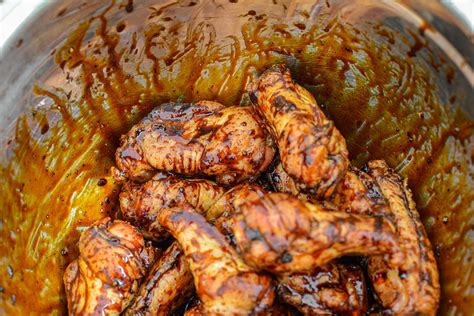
[0,1,472,315]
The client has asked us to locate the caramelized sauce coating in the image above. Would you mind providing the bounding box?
[125,242,194,316]
[366,160,440,315]
[233,193,402,273]
[119,173,225,241]
[63,218,154,316]
[115,101,275,185]
[248,65,349,198]
[159,205,275,315]
[278,262,368,315]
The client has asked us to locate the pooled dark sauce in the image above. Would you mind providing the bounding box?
[0,0,472,315]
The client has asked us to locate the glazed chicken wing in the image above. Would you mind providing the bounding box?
[159,205,275,315]
[267,161,390,216]
[233,193,402,273]
[119,173,225,241]
[114,101,275,184]
[248,65,349,198]
[366,160,440,315]
[63,217,154,316]
[278,262,368,315]
[125,242,194,316]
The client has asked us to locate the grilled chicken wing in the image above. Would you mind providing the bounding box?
[233,193,402,273]
[125,242,194,316]
[248,65,349,198]
[63,218,154,316]
[278,262,367,316]
[119,173,225,241]
[159,205,275,315]
[366,160,440,315]
[115,101,275,184]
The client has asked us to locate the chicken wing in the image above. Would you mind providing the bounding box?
[159,205,275,315]
[278,262,368,315]
[63,217,154,316]
[366,160,440,315]
[267,161,390,217]
[233,193,402,273]
[248,65,349,198]
[125,242,194,316]
[115,101,275,184]
[119,174,225,241]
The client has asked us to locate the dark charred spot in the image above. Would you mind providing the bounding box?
[116,23,126,33]
[273,96,297,112]
[125,0,134,13]
[245,227,263,241]
[97,178,108,186]
[281,251,293,263]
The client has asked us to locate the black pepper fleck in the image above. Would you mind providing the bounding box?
[97,178,108,186]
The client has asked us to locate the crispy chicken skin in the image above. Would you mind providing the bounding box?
[119,173,225,241]
[233,193,402,273]
[125,242,194,316]
[63,218,154,316]
[115,101,275,185]
[366,160,440,315]
[278,262,368,315]
[159,205,275,315]
[248,65,349,198]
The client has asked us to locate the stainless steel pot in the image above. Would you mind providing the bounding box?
[0,0,472,314]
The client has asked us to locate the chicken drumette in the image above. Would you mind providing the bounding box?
[125,242,194,316]
[233,193,402,273]
[114,101,274,184]
[366,160,440,315]
[63,218,154,316]
[248,65,349,198]
[278,262,368,315]
[159,205,275,315]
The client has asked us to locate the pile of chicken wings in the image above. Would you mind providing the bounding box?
[64,65,440,315]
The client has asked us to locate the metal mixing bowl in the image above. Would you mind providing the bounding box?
[0,0,472,314]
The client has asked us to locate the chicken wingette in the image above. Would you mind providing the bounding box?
[159,205,275,315]
[125,242,194,316]
[233,193,402,273]
[119,173,225,241]
[278,262,368,315]
[248,65,349,198]
[63,218,154,316]
[114,101,275,184]
[366,160,440,315]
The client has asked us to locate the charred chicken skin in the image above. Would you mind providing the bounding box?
[248,65,349,198]
[159,205,275,315]
[278,262,368,315]
[233,193,402,273]
[119,173,225,241]
[366,160,440,315]
[125,242,194,316]
[114,101,275,185]
[63,218,154,316]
